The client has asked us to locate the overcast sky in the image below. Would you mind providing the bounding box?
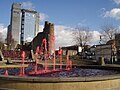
[1,0,120,48]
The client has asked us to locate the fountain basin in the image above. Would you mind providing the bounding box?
[0,65,120,90]
[0,74,120,90]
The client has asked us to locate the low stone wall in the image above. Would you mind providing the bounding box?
[0,75,120,90]
[73,59,97,65]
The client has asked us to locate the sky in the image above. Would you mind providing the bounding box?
[1,0,120,48]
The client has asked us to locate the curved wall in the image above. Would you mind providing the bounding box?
[0,75,120,90]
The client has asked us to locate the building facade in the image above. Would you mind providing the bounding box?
[7,3,39,49]
[115,34,120,61]
[95,44,112,61]
[62,45,78,56]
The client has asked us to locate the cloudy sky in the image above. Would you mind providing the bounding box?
[1,0,120,48]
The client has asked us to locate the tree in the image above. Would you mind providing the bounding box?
[100,23,118,43]
[72,26,92,46]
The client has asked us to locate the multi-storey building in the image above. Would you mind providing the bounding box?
[7,3,39,49]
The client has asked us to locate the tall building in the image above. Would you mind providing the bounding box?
[7,3,39,49]
[9,3,21,49]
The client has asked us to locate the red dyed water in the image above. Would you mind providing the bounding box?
[43,38,48,71]
[5,69,8,76]
[3,36,74,77]
[58,48,62,70]
[19,51,25,76]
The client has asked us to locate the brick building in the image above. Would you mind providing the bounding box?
[32,21,54,54]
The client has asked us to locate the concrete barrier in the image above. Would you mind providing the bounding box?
[0,75,120,90]
[1,65,120,90]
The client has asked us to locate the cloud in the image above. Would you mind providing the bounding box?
[39,24,102,48]
[55,25,101,48]
[39,24,101,48]
[25,36,33,42]
[55,25,74,49]
[104,8,120,20]
[0,24,7,42]
[39,13,49,22]
[39,25,74,49]
[21,1,49,22]
[113,0,120,4]
[100,8,106,17]
[90,31,101,45]
[77,19,87,26]
[39,25,44,32]
[21,1,35,9]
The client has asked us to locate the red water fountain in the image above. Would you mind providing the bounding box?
[28,34,73,76]
[5,69,8,76]
[70,60,72,69]
[66,51,72,70]
[19,51,25,76]
[66,51,69,70]
[52,35,56,71]
[58,48,62,70]
[42,38,48,71]
[34,46,39,74]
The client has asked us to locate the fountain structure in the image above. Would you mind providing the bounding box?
[1,3,120,89]
[1,35,120,90]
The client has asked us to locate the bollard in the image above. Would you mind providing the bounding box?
[98,57,105,66]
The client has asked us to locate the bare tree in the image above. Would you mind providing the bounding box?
[100,23,118,43]
[72,26,92,46]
